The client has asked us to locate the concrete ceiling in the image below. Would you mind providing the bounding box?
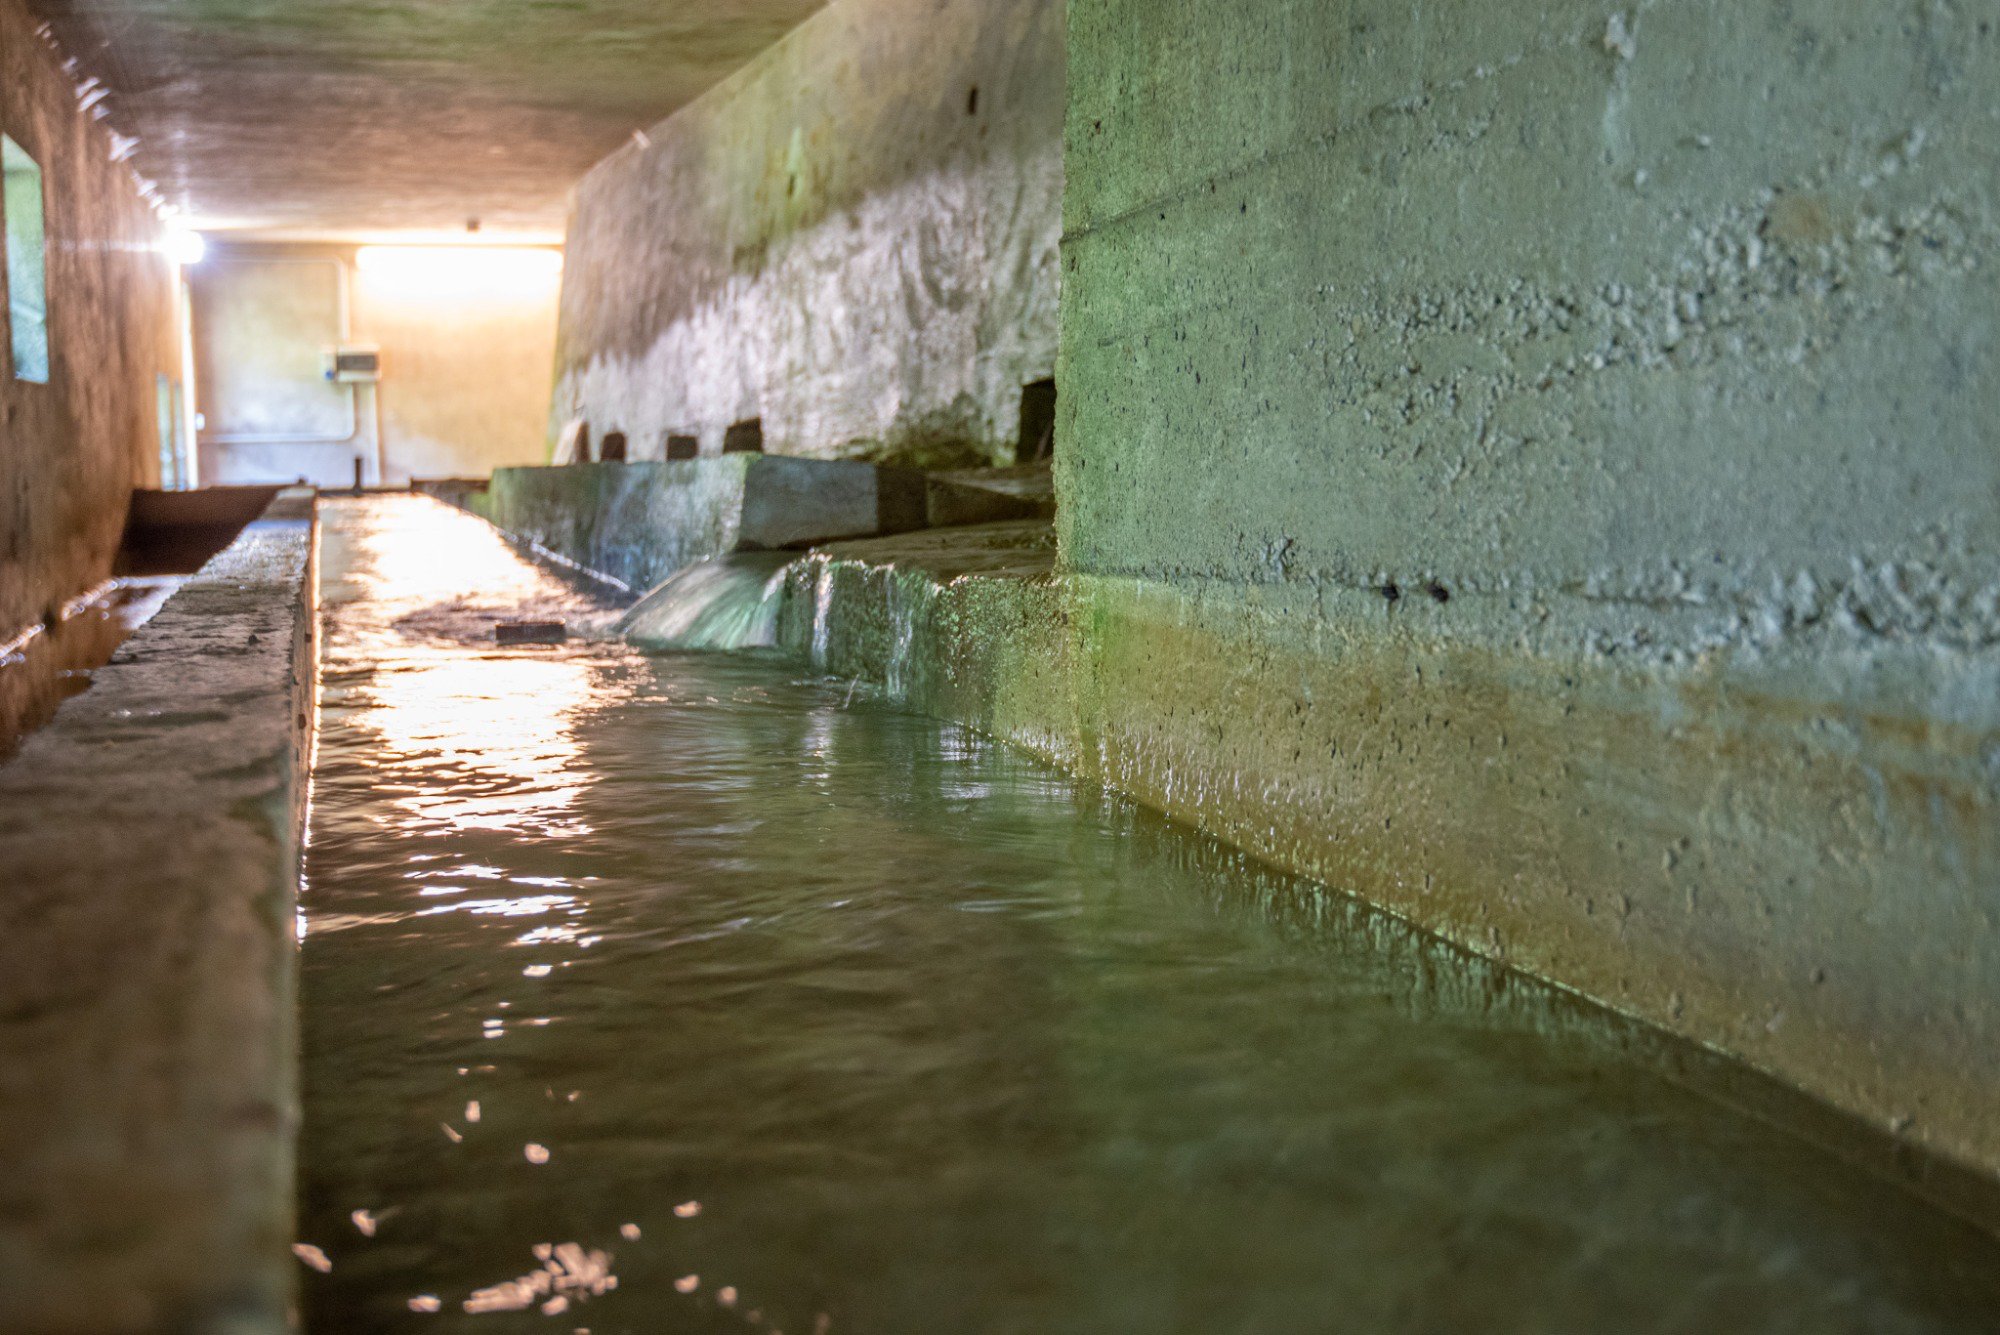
[29,0,826,242]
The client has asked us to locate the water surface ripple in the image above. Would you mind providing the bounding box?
[303,496,2000,1334]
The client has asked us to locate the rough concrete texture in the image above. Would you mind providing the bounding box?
[0,0,179,652]
[0,491,315,1334]
[30,0,826,239]
[1053,0,2000,1175]
[471,457,927,593]
[552,0,1063,466]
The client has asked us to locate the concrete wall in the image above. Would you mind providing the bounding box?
[552,0,1064,467]
[1056,2,2000,1174]
[0,491,315,1333]
[0,0,180,646]
[192,241,560,487]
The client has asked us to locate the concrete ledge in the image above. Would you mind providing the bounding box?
[468,458,927,592]
[0,492,317,1334]
[924,466,1057,529]
[777,525,2000,1229]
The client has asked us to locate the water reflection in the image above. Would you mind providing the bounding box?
[0,577,181,760]
[301,497,2000,1334]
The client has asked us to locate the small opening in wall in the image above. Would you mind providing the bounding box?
[665,434,700,461]
[967,86,980,116]
[555,418,590,464]
[598,431,628,463]
[723,419,765,454]
[1017,378,1056,464]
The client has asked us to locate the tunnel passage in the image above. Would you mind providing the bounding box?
[723,418,765,454]
[1017,378,1056,463]
[664,433,700,461]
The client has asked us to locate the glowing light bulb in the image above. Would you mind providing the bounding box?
[165,228,206,266]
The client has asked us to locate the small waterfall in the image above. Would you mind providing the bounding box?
[810,562,835,671]
[882,571,937,699]
[618,552,796,652]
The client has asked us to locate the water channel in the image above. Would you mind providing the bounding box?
[300,495,2000,1333]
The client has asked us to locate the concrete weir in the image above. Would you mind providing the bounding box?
[459,457,928,592]
[0,492,317,1334]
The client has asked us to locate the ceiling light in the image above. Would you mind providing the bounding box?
[165,229,206,266]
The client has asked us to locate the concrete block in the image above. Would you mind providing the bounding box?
[0,490,316,1334]
[925,466,1057,529]
[467,457,926,593]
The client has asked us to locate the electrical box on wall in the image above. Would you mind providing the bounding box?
[323,344,381,383]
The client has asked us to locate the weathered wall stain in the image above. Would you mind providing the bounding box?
[553,0,1064,466]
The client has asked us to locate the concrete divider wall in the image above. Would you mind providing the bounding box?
[472,457,927,592]
[0,493,317,1333]
[552,0,1064,466]
[1055,1,2000,1177]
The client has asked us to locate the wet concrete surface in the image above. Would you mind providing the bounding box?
[0,494,316,1334]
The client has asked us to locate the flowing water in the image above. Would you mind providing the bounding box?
[619,552,795,653]
[302,495,2000,1334]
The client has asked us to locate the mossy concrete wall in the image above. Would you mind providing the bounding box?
[1051,1,2000,1176]
[0,0,181,649]
[552,0,1064,466]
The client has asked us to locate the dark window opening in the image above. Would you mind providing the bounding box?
[599,431,628,463]
[723,419,765,454]
[1017,378,1057,463]
[967,86,980,116]
[665,434,700,461]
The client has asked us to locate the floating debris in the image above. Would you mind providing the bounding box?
[675,1275,700,1294]
[674,1200,701,1218]
[408,1295,442,1313]
[496,620,567,645]
[619,1223,641,1241]
[351,1208,379,1237]
[292,1243,333,1274]
[526,1142,552,1164]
